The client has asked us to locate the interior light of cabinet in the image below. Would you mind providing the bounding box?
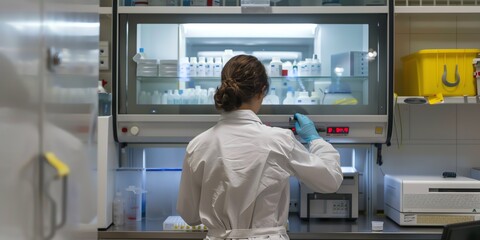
[182,24,318,38]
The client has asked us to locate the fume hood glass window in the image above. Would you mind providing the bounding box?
[134,23,371,107]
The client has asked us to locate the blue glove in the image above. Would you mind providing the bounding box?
[294,113,321,143]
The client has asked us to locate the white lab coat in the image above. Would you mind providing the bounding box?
[177,110,343,240]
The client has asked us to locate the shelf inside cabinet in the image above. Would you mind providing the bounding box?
[395,6,480,14]
[137,76,369,82]
[396,96,480,104]
[137,76,219,82]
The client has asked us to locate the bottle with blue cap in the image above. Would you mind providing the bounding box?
[133,48,146,62]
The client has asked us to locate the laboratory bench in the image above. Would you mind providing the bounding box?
[98,214,443,240]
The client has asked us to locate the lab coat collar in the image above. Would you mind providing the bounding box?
[219,109,262,124]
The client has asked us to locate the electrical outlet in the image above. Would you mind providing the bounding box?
[289,200,298,212]
[99,56,109,70]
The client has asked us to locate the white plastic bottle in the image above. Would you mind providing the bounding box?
[310,90,321,104]
[146,92,152,104]
[222,49,234,65]
[179,57,190,77]
[296,91,311,105]
[282,91,295,105]
[194,86,202,104]
[305,58,313,76]
[205,57,214,77]
[189,57,197,77]
[298,61,307,76]
[180,89,188,104]
[213,57,223,77]
[152,90,161,104]
[263,87,280,105]
[207,88,216,104]
[312,54,321,76]
[132,48,146,62]
[282,61,293,77]
[173,90,181,104]
[138,91,147,104]
[269,57,282,77]
[292,60,298,76]
[185,87,192,104]
[166,90,174,104]
[200,89,208,104]
[113,192,125,226]
[197,57,206,77]
[162,90,169,104]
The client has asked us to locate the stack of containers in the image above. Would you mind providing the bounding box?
[136,59,158,77]
[159,60,177,77]
[134,48,158,77]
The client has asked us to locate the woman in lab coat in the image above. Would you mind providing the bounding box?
[177,55,343,240]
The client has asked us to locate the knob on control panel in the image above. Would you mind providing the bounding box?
[130,126,140,136]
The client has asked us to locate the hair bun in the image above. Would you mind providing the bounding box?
[214,55,268,112]
[223,78,238,90]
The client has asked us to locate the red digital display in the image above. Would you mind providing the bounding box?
[327,127,350,134]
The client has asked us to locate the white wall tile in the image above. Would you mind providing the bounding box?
[457,105,480,140]
[382,144,457,175]
[456,34,480,49]
[395,14,410,34]
[395,34,411,87]
[456,14,480,34]
[395,34,410,69]
[391,104,411,142]
[410,34,457,52]
[410,14,457,34]
[457,145,480,177]
[409,105,457,140]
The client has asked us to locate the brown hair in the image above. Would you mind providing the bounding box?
[214,55,269,112]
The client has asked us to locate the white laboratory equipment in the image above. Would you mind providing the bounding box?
[384,175,480,226]
[299,167,359,219]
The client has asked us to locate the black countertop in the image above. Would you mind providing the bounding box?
[99,214,443,239]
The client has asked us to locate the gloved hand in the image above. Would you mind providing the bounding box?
[294,113,321,143]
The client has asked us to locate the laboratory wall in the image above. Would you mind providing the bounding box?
[373,13,480,212]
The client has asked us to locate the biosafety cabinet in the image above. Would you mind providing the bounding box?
[99,0,397,238]
[113,1,394,144]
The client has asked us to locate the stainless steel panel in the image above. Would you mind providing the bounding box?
[42,0,99,239]
[0,0,43,239]
[0,0,99,239]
